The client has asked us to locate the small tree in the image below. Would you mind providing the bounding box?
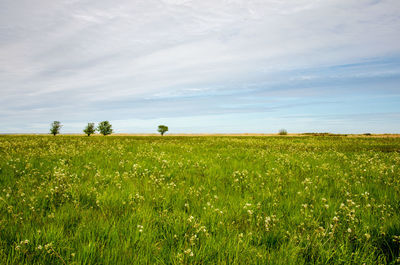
[157,125,168,136]
[50,121,62,136]
[97,121,113,136]
[83,123,96,136]
[279,129,288,135]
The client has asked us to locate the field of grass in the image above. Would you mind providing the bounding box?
[0,135,399,264]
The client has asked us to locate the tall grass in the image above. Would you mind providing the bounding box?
[0,135,399,264]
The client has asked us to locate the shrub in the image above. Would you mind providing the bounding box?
[279,129,288,135]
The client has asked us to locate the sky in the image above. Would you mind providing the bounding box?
[1,0,400,134]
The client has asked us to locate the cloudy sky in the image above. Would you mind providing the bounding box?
[1,0,400,134]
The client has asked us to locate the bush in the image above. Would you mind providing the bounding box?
[279,129,288,135]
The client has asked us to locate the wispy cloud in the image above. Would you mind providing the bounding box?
[0,0,399,133]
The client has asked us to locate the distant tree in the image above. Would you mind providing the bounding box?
[279,129,288,135]
[50,121,62,136]
[83,123,96,136]
[157,125,168,136]
[97,121,113,136]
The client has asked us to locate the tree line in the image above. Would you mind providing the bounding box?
[50,121,168,136]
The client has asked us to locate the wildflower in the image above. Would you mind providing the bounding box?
[44,242,53,250]
[184,248,193,255]
[364,233,371,240]
[189,234,197,245]
[37,245,43,250]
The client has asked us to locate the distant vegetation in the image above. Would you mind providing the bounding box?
[97,121,113,136]
[302,132,349,137]
[157,125,168,136]
[278,129,287,135]
[83,123,96,136]
[49,121,62,136]
[47,122,381,137]
[0,135,399,264]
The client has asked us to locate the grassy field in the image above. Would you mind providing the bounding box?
[0,135,399,264]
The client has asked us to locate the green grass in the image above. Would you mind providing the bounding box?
[0,135,399,264]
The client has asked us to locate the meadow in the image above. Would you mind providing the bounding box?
[0,135,399,264]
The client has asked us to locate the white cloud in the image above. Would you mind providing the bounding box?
[0,0,399,132]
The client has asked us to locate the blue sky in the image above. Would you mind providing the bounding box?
[1,0,400,134]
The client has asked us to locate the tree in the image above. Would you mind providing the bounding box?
[83,123,96,136]
[97,121,113,136]
[50,121,62,136]
[157,125,168,136]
